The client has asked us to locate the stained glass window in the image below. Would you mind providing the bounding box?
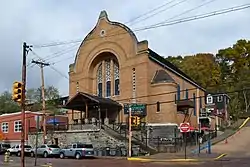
[114,62,120,95]
[97,63,102,97]
[105,60,111,97]
[96,60,119,98]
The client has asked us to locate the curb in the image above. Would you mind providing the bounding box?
[127,153,227,162]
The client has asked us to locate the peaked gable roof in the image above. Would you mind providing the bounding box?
[152,69,175,84]
[148,49,206,91]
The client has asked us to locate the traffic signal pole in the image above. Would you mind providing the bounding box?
[21,42,29,167]
[128,106,132,157]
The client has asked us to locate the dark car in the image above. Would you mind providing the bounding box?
[0,143,11,154]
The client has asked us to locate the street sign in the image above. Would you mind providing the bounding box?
[180,123,190,133]
[124,103,147,116]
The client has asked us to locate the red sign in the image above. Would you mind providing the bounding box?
[180,123,190,133]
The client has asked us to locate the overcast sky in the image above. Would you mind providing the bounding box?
[0,0,249,96]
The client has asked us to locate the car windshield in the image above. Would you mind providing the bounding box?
[48,145,60,148]
[2,144,10,148]
[24,145,32,148]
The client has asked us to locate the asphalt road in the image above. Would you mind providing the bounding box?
[1,155,250,167]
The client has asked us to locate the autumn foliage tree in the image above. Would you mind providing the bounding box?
[167,39,250,119]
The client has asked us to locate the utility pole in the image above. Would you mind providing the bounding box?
[21,42,30,167]
[31,60,50,144]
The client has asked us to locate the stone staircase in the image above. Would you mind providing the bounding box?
[101,123,157,154]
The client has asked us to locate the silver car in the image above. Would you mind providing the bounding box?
[31,144,61,158]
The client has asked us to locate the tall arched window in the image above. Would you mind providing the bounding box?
[105,60,111,97]
[96,59,119,97]
[97,64,102,97]
[114,62,120,95]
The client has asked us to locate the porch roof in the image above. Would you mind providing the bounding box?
[177,99,194,111]
[63,92,122,111]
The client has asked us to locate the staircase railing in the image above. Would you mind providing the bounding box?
[101,123,157,154]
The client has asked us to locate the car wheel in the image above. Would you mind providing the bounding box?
[43,152,48,158]
[59,153,65,159]
[17,151,21,157]
[75,153,81,159]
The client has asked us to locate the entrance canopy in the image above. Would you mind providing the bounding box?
[63,92,122,111]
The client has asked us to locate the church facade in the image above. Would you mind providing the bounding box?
[66,11,206,129]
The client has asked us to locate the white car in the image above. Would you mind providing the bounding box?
[7,144,33,156]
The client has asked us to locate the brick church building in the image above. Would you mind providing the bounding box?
[65,11,207,130]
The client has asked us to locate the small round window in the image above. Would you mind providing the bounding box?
[100,30,106,37]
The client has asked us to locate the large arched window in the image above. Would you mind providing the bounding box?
[114,62,120,95]
[96,59,120,97]
[97,64,102,97]
[105,60,111,97]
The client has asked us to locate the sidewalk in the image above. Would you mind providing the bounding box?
[127,152,227,162]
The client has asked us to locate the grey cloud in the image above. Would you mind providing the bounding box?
[0,0,249,95]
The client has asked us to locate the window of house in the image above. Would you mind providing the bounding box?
[217,95,223,102]
[199,96,202,108]
[14,120,22,132]
[193,93,196,116]
[177,85,181,100]
[185,89,189,100]
[1,122,8,133]
[207,95,213,104]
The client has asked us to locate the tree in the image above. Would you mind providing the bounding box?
[216,39,250,118]
[167,53,221,92]
[0,91,20,114]
[26,86,61,114]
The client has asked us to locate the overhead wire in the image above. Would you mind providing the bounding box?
[29,2,249,66]
[32,0,180,49]
[31,3,250,49]
[128,0,189,26]
[45,0,217,64]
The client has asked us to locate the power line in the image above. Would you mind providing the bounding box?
[128,0,188,26]
[31,0,179,49]
[31,3,250,48]
[135,3,250,30]
[30,0,216,63]
[154,0,218,24]
[29,49,247,106]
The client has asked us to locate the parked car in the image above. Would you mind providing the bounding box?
[31,144,61,158]
[0,143,11,154]
[59,143,94,159]
[7,144,33,156]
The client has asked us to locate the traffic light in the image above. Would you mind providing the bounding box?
[135,116,140,126]
[12,81,23,103]
[131,116,137,126]
[131,116,141,126]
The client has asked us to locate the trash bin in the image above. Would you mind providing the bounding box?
[110,148,117,156]
[120,147,127,156]
[116,147,121,156]
[94,148,98,156]
[105,147,111,156]
[132,146,140,157]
